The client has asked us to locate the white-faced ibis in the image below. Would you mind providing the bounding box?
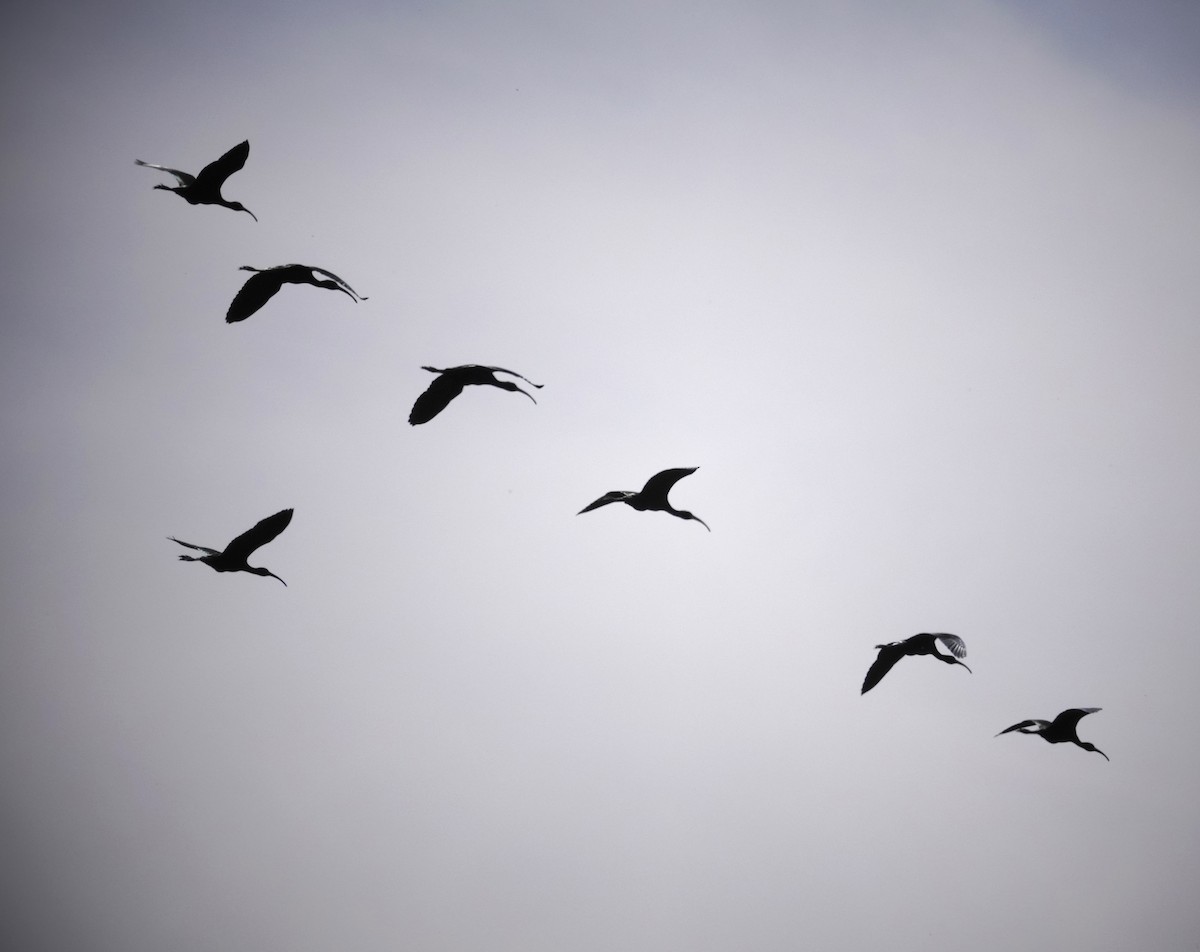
[996,707,1108,760]
[408,365,543,425]
[578,467,710,531]
[861,632,970,693]
[226,264,367,323]
[136,140,257,220]
[169,509,292,585]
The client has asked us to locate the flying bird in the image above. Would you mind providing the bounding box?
[136,139,257,220]
[169,509,293,586]
[996,707,1109,761]
[408,365,543,425]
[226,264,367,323]
[861,632,970,693]
[578,467,710,531]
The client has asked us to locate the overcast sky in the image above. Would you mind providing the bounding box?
[3,1,1200,950]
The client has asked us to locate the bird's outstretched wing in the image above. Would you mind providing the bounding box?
[195,140,250,189]
[578,491,636,514]
[135,160,195,187]
[933,633,968,658]
[227,269,286,323]
[1051,708,1101,731]
[223,509,294,561]
[168,537,219,556]
[639,467,698,503]
[409,373,467,425]
[995,718,1049,736]
[861,642,905,694]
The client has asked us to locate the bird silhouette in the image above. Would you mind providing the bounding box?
[408,365,543,425]
[136,140,257,220]
[226,264,367,323]
[996,707,1108,760]
[578,467,710,531]
[861,632,970,693]
[169,509,293,585]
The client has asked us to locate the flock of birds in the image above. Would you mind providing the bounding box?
[141,139,1109,763]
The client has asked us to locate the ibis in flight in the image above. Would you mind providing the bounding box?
[226,264,367,323]
[996,707,1109,761]
[861,632,970,693]
[169,509,293,586]
[578,466,710,531]
[408,365,543,425]
[136,139,257,220]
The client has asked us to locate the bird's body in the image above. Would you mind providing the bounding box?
[996,707,1108,760]
[226,264,367,323]
[408,365,543,425]
[169,509,293,585]
[578,467,710,531]
[136,140,257,220]
[861,632,970,693]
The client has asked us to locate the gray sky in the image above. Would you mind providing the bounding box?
[3,1,1200,950]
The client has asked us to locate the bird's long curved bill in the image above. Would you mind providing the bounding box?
[267,571,287,586]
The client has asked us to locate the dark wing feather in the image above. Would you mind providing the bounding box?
[223,509,293,561]
[934,633,968,658]
[168,537,219,556]
[227,269,285,323]
[639,467,697,504]
[409,374,467,424]
[1051,708,1100,731]
[996,719,1042,736]
[196,140,250,189]
[578,491,635,514]
[135,160,195,186]
[861,643,905,694]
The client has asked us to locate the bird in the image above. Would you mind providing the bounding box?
[578,467,710,531]
[136,139,257,220]
[861,632,970,693]
[169,509,293,586]
[226,264,367,323]
[996,707,1109,761]
[408,365,543,425]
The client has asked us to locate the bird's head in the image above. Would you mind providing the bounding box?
[314,280,360,302]
[229,202,258,221]
[678,510,711,531]
[498,381,538,404]
[1080,742,1109,761]
[251,566,287,586]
